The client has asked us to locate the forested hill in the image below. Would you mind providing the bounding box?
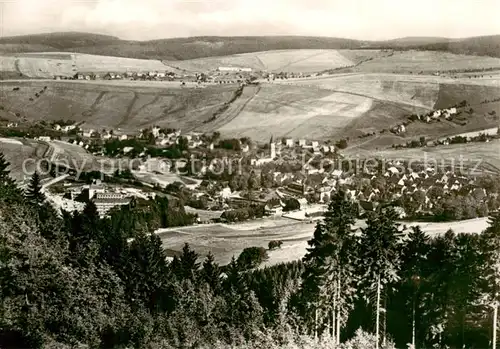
[1,32,499,60]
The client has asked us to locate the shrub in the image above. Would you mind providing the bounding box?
[237,247,269,270]
[268,240,283,250]
[340,329,395,349]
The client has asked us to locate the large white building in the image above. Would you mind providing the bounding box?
[217,67,252,72]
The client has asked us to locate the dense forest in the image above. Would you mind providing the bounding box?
[1,151,500,349]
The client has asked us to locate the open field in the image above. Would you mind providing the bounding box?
[165,49,358,73]
[157,216,490,265]
[1,73,498,143]
[0,138,47,182]
[0,80,237,133]
[351,50,500,74]
[208,74,500,142]
[45,140,96,171]
[166,49,500,75]
[0,52,173,78]
[343,139,500,173]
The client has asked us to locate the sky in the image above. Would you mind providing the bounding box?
[1,0,499,41]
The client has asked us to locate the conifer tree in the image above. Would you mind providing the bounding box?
[25,171,45,205]
[359,206,402,349]
[300,190,358,341]
[401,226,430,349]
[201,252,221,292]
[175,243,200,281]
[481,212,500,349]
[0,152,12,184]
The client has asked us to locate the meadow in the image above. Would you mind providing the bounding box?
[0,80,237,133]
[343,139,500,173]
[0,138,47,182]
[0,52,173,78]
[352,50,500,73]
[164,49,357,73]
[157,215,490,265]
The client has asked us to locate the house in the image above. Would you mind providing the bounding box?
[285,138,294,148]
[299,139,307,147]
[152,126,161,138]
[119,135,128,141]
[53,124,61,131]
[88,184,105,200]
[241,144,250,153]
[311,141,319,149]
[123,147,134,154]
[297,198,308,208]
[62,125,76,132]
[218,187,232,200]
[37,136,51,142]
[83,129,95,138]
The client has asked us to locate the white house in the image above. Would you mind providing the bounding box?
[123,147,134,154]
[152,126,161,138]
[241,144,250,153]
[311,141,319,149]
[299,139,307,147]
[83,129,95,138]
[119,135,128,141]
[285,139,294,148]
[62,125,76,132]
[37,136,51,142]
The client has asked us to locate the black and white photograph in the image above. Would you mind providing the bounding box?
[0,0,499,348]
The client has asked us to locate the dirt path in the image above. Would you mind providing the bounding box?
[117,92,139,128]
[202,84,261,131]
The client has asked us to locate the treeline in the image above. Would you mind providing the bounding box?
[3,152,500,348]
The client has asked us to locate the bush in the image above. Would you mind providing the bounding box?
[268,240,283,250]
[340,329,395,349]
[283,198,301,212]
[237,247,269,270]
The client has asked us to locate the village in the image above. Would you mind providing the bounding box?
[4,117,495,229]
[56,65,258,86]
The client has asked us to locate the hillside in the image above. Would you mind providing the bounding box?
[1,74,499,144]
[1,32,499,60]
[204,74,500,142]
[0,81,237,133]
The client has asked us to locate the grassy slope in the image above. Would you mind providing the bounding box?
[165,49,356,73]
[0,81,237,133]
[1,32,499,60]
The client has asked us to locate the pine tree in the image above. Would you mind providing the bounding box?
[359,206,402,349]
[201,252,221,292]
[25,171,45,205]
[481,212,500,349]
[175,243,200,281]
[0,152,11,183]
[300,190,358,341]
[0,152,21,203]
[401,226,430,349]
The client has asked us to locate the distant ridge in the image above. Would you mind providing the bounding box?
[0,32,499,60]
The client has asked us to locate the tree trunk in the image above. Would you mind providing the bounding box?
[412,296,416,349]
[376,274,381,349]
[493,303,498,349]
[315,307,318,342]
[332,296,336,340]
[336,278,341,345]
[382,293,387,347]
